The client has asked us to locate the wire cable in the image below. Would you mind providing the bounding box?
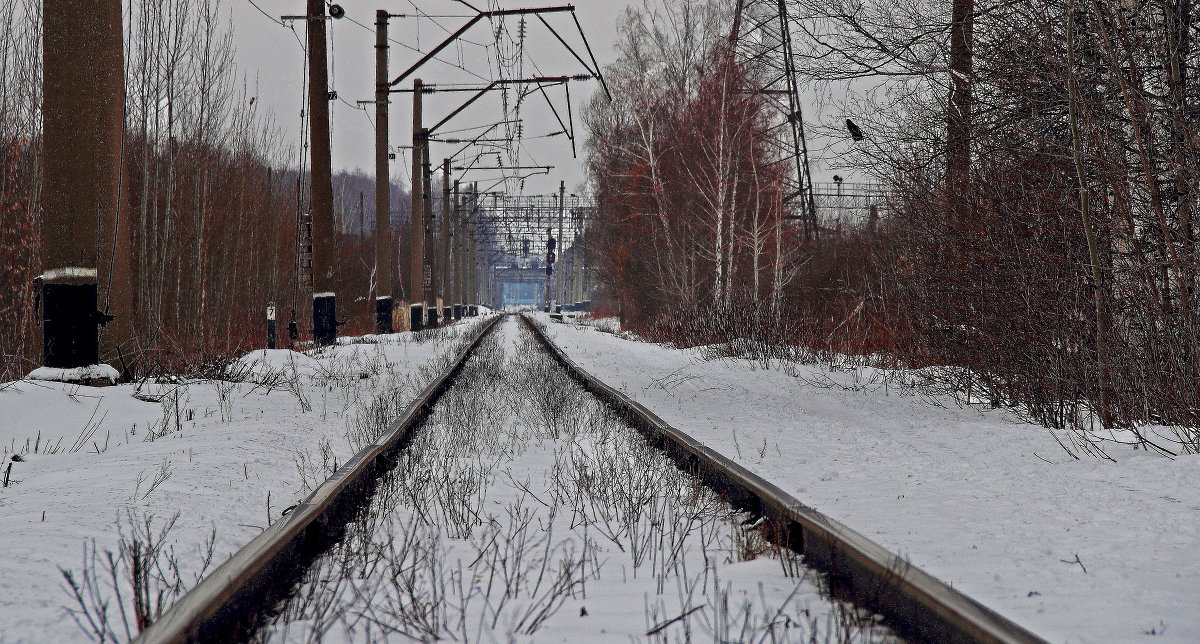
[246,0,283,26]
[405,0,490,47]
[244,0,305,50]
[341,13,490,82]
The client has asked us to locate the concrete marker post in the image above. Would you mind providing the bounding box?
[266,303,277,349]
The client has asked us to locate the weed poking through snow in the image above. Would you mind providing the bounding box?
[257,317,895,643]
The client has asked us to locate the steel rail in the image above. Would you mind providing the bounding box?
[519,314,1046,644]
[134,314,503,644]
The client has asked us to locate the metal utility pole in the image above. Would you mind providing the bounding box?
[409,78,425,330]
[37,0,129,382]
[374,9,393,333]
[556,180,565,311]
[308,0,337,345]
[439,158,451,321]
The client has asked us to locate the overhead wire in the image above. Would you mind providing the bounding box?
[341,13,490,82]
[328,4,337,152]
[246,0,284,26]
[437,121,514,136]
[244,0,305,50]
[405,0,491,47]
[293,16,312,314]
[325,4,377,157]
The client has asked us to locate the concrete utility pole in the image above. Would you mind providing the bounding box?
[543,224,552,311]
[308,0,337,345]
[374,9,393,333]
[422,146,437,326]
[439,158,451,321]
[575,211,586,305]
[947,0,975,197]
[452,179,462,318]
[409,78,425,330]
[358,192,365,237]
[469,182,479,307]
[556,180,565,312]
[37,0,130,383]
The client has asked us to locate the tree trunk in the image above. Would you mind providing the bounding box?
[947,0,974,194]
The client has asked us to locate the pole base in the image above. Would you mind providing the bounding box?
[426,306,439,327]
[27,364,119,386]
[313,293,337,346]
[410,304,424,332]
[41,278,102,368]
[453,304,463,320]
[375,296,394,334]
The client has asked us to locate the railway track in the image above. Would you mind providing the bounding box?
[134,314,1044,644]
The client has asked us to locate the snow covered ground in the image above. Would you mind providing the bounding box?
[261,316,893,643]
[0,318,490,643]
[3,310,1194,643]
[537,314,1200,644]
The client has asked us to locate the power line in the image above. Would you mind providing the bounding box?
[244,0,305,50]
[246,0,283,26]
[406,0,491,47]
[341,13,490,82]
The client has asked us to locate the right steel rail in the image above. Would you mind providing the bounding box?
[520,314,1046,644]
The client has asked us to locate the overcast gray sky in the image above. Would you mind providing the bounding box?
[231,0,638,197]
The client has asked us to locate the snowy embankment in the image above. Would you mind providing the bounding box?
[539,314,1200,644]
[0,320,486,643]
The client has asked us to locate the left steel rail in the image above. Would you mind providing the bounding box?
[134,314,504,644]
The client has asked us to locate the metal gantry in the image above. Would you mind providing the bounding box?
[371,3,604,328]
[468,193,596,309]
[809,181,892,231]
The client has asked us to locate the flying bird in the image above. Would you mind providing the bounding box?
[846,119,864,141]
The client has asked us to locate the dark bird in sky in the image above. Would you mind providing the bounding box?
[846,119,865,141]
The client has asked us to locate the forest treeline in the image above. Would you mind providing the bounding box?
[586,0,1199,450]
[0,0,410,379]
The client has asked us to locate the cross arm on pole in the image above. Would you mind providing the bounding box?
[426,77,576,135]
[453,165,553,171]
[388,6,576,88]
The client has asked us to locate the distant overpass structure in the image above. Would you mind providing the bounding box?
[492,265,547,308]
[475,193,598,310]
